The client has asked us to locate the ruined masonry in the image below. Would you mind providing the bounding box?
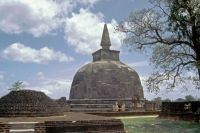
[68,24,154,112]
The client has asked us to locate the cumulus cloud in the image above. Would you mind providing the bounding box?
[2,43,74,64]
[36,72,45,80]
[64,8,123,54]
[0,0,65,37]
[22,81,29,87]
[76,0,99,5]
[29,76,72,99]
[41,89,52,95]
[0,0,100,37]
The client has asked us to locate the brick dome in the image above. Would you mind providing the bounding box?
[0,90,63,117]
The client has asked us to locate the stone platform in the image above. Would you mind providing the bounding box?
[67,98,148,112]
[0,112,126,133]
[159,101,200,123]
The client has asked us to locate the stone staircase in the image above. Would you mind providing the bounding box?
[68,99,118,112]
[69,103,113,112]
[9,122,38,133]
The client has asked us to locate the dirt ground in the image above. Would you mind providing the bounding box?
[0,112,113,123]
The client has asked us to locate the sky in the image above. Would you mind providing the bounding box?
[0,0,199,101]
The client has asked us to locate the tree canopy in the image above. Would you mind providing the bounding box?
[185,95,196,101]
[8,80,25,91]
[116,0,200,92]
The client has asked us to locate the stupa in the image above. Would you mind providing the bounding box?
[0,90,63,117]
[68,24,147,112]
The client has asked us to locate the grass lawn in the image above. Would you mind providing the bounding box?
[121,117,200,133]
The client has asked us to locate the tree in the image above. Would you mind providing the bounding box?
[153,97,162,108]
[116,0,200,92]
[162,98,171,102]
[175,98,185,102]
[9,80,25,91]
[185,95,195,101]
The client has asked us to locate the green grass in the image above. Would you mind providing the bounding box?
[121,117,200,133]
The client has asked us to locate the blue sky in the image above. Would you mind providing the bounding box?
[0,0,199,100]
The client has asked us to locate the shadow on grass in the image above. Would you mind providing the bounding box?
[121,117,200,133]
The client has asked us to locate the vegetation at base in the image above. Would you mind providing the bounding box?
[122,117,200,133]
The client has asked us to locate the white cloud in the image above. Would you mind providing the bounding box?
[0,75,4,80]
[0,0,66,37]
[0,0,100,37]
[64,8,123,54]
[127,61,149,67]
[36,72,45,80]
[41,89,52,95]
[28,72,72,99]
[30,79,72,99]
[22,81,29,86]
[76,0,99,5]
[2,43,74,64]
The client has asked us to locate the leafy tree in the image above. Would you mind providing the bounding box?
[162,98,171,102]
[185,95,195,101]
[175,98,185,102]
[116,0,200,92]
[8,80,25,91]
[153,97,162,108]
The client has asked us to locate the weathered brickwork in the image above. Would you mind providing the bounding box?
[44,119,125,133]
[0,90,63,117]
[159,101,200,123]
[0,124,10,133]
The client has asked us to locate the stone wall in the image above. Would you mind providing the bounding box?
[159,101,200,123]
[92,49,120,61]
[55,97,70,112]
[45,120,125,133]
[0,119,126,133]
[0,123,10,132]
[34,119,125,133]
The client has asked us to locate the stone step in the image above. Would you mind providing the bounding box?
[9,122,38,133]
[9,122,38,129]
[9,129,34,133]
[70,104,113,108]
[70,108,112,112]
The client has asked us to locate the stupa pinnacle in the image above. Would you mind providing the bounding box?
[100,24,111,49]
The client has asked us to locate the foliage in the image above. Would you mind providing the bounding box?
[121,117,200,133]
[162,98,171,102]
[175,98,186,102]
[116,0,200,93]
[153,97,162,108]
[185,95,196,101]
[152,97,172,108]
[8,80,25,91]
